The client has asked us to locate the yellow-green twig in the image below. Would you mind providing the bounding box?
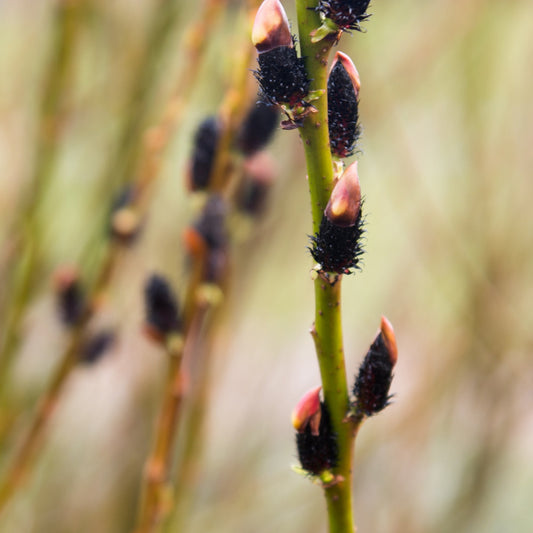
[296,1,359,531]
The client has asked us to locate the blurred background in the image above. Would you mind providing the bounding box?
[1,0,533,531]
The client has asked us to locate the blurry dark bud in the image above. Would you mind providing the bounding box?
[296,402,338,475]
[353,316,397,416]
[111,208,141,243]
[109,187,141,244]
[237,101,279,156]
[54,265,85,326]
[253,0,310,108]
[310,162,364,274]
[203,248,229,285]
[328,52,361,158]
[144,274,182,341]
[317,0,371,32]
[184,196,229,284]
[252,0,292,53]
[237,152,275,216]
[80,330,115,365]
[187,116,221,192]
[194,195,228,251]
[292,385,322,436]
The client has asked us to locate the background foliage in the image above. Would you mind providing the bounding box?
[0,0,532,531]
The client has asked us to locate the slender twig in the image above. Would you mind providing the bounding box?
[0,0,225,513]
[136,8,259,529]
[0,0,83,398]
[134,299,214,533]
[295,1,359,531]
[0,244,122,514]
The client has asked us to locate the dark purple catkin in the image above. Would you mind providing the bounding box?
[317,0,371,32]
[193,196,229,284]
[296,402,338,475]
[189,117,220,191]
[54,268,85,327]
[144,274,181,336]
[328,61,360,157]
[237,178,270,216]
[310,209,365,274]
[353,330,395,416]
[80,331,115,365]
[194,195,228,251]
[255,46,310,107]
[237,102,279,156]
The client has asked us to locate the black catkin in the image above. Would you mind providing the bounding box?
[144,275,181,336]
[296,402,338,475]
[328,61,360,158]
[194,196,229,284]
[310,209,365,274]
[237,179,270,216]
[194,196,227,251]
[318,0,371,31]
[353,332,394,416]
[80,331,115,365]
[190,117,220,191]
[237,102,279,156]
[255,46,310,107]
[57,280,85,327]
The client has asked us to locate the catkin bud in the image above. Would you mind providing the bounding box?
[328,52,361,158]
[144,274,182,340]
[237,102,279,156]
[296,402,338,475]
[109,187,142,244]
[353,316,397,416]
[184,196,229,285]
[253,0,310,107]
[237,151,275,216]
[252,0,292,53]
[80,330,115,365]
[292,386,322,436]
[310,163,364,274]
[187,117,221,192]
[54,266,86,326]
[325,162,361,227]
[317,0,371,32]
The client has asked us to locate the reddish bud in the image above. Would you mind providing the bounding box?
[252,0,292,53]
[380,315,398,366]
[291,386,322,435]
[325,162,361,227]
[330,51,360,97]
[353,316,398,416]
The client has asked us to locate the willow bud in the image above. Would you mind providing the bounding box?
[252,0,292,53]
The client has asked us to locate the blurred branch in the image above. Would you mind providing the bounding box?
[0,243,122,515]
[0,0,226,513]
[0,0,84,403]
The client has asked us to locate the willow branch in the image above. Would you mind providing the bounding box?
[296,1,357,532]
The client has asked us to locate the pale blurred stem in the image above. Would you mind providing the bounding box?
[171,300,220,526]
[82,0,225,269]
[102,0,180,193]
[135,287,216,533]
[0,245,122,515]
[0,0,82,395]
[296,1,357,532]
[135,0,226,207]
[134,334,185,533]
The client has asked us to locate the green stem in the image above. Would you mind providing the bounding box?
[0,0,83,431]
[296,1,356,532]
[296,0,337,232]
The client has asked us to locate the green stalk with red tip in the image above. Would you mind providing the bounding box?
[252,1,398,532]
